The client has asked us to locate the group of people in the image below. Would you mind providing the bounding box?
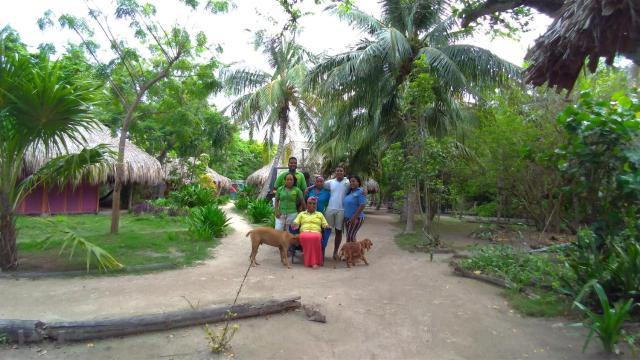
[272,157,367,268]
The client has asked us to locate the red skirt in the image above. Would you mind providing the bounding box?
[299,231,323,267]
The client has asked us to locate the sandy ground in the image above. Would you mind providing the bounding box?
[0,207,622,360]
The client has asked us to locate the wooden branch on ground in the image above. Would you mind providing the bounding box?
[0,296,301,344]
[450,260,512,288]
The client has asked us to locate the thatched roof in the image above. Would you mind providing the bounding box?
[23,124,163,185]
[246,165,272,188]
[525,0,640,91]
[163,158,232,190]
[365,178,379,194]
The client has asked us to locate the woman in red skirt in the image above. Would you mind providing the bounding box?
[292,197,329,268]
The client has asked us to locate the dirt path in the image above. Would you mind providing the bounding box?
[0,207,614,359]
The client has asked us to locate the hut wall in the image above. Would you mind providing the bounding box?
[17,183,99,215]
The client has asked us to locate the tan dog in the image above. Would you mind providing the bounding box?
[339,242,369,268]
[247,227,300,268]
[357,238,373,252]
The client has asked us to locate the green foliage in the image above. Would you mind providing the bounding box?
[169,183,216,208]
[574,282,638,354]
[216,195,230,205]
[460,245,568,290]
[556,90,640,236]
[0,331,7,345]
[476,201,497,217]
[247,200,274,224]
[187,205,230,240]
[505,290,571,317]
[39,219,123,272]
[17,214,216,270]
[234,196,251,211]
[210,135,268,180]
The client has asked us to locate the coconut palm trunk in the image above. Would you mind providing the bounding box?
[0,204,17,270]
[259,105,289,198]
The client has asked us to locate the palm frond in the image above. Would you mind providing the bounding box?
[440,45,521,89]
[221,67,271,95]
[325,3,384,35]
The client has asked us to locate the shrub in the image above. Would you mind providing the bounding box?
[150,197,174,208]
[169,183,216,208]
[216,195,230,205]
[247,200,274,224]
[132,201,163,216]
[235,196,251,211]
[187,205,230,240]
[476,201,497,217]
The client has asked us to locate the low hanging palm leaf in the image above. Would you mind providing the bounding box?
[38,219,123,272]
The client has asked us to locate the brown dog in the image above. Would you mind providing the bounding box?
[357,238,373,252]
[339,241,369,268]
[247,227,300,268]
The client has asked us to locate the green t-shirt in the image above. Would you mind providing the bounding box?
[276,186,303,215]
[274,170,307,192]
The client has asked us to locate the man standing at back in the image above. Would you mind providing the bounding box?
[323,166,350,260]
[274,157,307,193]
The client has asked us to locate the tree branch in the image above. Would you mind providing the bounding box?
[460,0,563,28]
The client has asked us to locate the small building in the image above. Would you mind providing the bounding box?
[17,125,163,215]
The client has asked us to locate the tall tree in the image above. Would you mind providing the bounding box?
[223,35,318,198]
[310,0,519,232]
[40,0,227,233]
[0,31,112,270]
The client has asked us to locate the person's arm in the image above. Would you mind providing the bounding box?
[320,213,329,228]
[291,212,302,230]
[296,189,305,212]
[323,180,331,190]
[349,192,367,223]
[297,173,307,191]
[274,191,281,218]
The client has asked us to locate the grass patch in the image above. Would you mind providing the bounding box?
[15,213,222,272]
[505,290,571,317]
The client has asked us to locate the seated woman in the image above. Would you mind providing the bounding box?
[304,176,331,255]
[291,197,329,268]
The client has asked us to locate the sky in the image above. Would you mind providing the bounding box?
[0,0,553,141]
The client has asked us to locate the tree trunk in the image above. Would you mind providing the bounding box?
[404,184,417,233]
[0,297,301,344]
[0,209,17,271]
[258,104,289,199]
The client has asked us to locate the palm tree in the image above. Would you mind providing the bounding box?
[309,0,519,232]
[0,33,113,270]
[223,35,317,198]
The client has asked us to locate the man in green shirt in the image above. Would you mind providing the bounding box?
[274,157,307,192]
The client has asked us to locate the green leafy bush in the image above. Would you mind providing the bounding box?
[247,200,274,224]
[187,205,230,240]
[169,183,216,208]
[476,201,497,217]
[235,196,251,211]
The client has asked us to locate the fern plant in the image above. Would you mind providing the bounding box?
[247,200,273,224]
[187,205,230,240]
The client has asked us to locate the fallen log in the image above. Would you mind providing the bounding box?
[0,296,301,344]
[449,260,512,288]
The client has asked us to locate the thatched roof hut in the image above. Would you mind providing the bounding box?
[246,165,272,189]
[365,178,380,194]
[23,124,163,185]
[18,124,162,215]
[163,158,232,191]
[525,0,640,91]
